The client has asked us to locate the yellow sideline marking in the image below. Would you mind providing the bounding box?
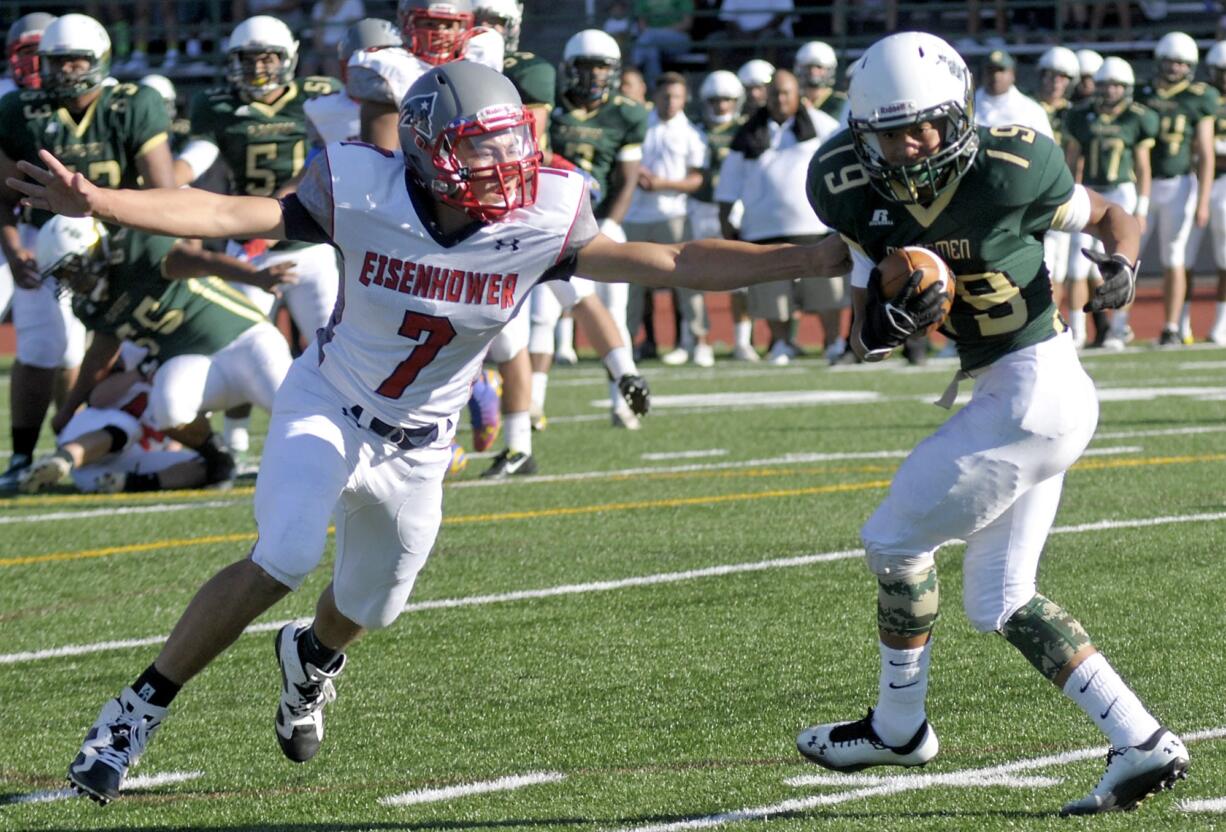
[3,452,1224,568]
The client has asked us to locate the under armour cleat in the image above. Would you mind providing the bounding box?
[1060,728,1189,816]
[467,369,502,452]
[18,451,72,494]
[797,708,938,773]
[274,623,346,763]
[480,449,537,478]
[67,687,166,805]
[617,373,650,416]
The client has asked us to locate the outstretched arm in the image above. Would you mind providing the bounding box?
[575,232,850,291]
[8,149,287,241]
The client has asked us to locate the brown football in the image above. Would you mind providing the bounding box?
[876,246,955,334]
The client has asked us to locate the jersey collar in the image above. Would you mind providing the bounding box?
[404,170,484,248]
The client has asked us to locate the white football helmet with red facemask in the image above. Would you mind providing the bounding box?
[400,61,541,221]
[397,0,476,65]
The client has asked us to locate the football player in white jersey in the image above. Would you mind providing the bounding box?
[13,61,849,805]
[305,18,401,149]
[348,0,504,151]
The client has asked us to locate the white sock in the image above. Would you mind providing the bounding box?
[1113,308,1131,330]
[1213,301,1226,334]
[223,416,250,454]
[871,640,932,746]
[603,345,636,380]
[530,371,549,411]
[556,316,575,353]
[734,319,752,348]
[1068,309,1086,341]
[1062,652,1160,748]
[1179,301,1192,337]
[504,411,532,455]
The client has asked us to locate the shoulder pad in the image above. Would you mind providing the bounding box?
[1128,103,1149,116]
[302,75,342,96]
[1190,82,1208,95]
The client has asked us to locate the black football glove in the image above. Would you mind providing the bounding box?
[860,267,949,356]
[1082,249,1138,312]
[617,373,650,416]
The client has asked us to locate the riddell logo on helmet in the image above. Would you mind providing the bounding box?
[879,102,913,115]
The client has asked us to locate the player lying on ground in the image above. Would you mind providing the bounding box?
[8,60,849,805]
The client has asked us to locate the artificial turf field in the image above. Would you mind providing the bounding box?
[1,344,1224,831]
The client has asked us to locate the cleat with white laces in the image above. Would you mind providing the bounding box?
[797,708,938,773]
[18,451,73,494]
[1060,728,1189,816]
[274,623,346,763]
[67,687,166,805]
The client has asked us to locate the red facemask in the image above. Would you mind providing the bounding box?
[9,38,42,89]
[402,10,475,65]
[426,105,541,221]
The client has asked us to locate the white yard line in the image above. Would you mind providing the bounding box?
[378,771,565,807]
[1,770,204,806]
[4,508,1226,665]
[1179,797,1226,813]
[640,449,728,461]
[0,500,242,525]
[613,728,1226,832]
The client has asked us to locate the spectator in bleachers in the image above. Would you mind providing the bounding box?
[624,72,709,366]
[630,0,693,87]
[602,0,634,56]
[620,66,649,104]
[717,0,793,68]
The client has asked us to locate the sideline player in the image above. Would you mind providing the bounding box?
[797,32,1188,816]
[0,13,175,490]
[1034,46,1078,329]
[1192,41,1226,344]
[13,61,849,805]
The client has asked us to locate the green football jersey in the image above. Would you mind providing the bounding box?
[503,51,556,109]
[1212,93,1226,179]
[550,92,648,213]
[188,77,341,198]
[695,116,745,203]
[72,229,266,365]
[1139,79,1220,179]
[807,125,1075,371]
[1065,100,1159,188]
[1038,98,1071,149]
[0,82,169,227]
[810,87,848,122]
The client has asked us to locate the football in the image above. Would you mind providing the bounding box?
[876,246,956,333]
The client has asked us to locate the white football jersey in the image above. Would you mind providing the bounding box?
[318,143,589,430]
[346,29,504,108]
[304,92,361,144]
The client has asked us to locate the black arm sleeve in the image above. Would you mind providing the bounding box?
[279,194,333,245]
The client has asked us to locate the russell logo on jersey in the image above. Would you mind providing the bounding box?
[357,249,520,309]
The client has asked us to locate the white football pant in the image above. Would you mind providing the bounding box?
[1184,174,1226,270]
[1069,183,1137,279]
[1139,174,1197,269]
[250,354,449,630]
[860,332,1098,633]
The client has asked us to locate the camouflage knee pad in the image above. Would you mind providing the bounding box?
[999,594,1091,681]
[877,565,940,639]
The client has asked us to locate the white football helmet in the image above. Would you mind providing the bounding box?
[1094,56,1135,106]
[737,58,774,88]
[847,31,977,204]
[561,29,621,102]
[1155,31,1198,70]
[37,13,111,100]
[474,0,523,51]
[1075,49,1103,81]
[35,215,110,300]
[1038,46,1080,81]
[1207,40,1226,89]
[794,40,836,89]
[226,15,298,100]
[140,73,177,119]
[699,69,744,124]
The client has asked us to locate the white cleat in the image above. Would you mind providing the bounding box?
[274,623,346,764]
[732,343,760,362]
[660,347,689,366]
[611,403,641,430]
[67,687,166,805]
[1060,728,1189,816]
[18,452,72,494]
[797,708,938,773]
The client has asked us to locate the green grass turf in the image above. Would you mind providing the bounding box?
[1,346,1225,830]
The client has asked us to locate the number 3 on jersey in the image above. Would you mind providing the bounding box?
[376,311,457,398]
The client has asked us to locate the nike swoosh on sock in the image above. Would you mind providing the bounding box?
[1079,669,1100,694]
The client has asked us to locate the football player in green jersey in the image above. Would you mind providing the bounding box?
[33,214,294,487]
[1065,57,1158,350]
[1138,32,1220,344]
[184,15,341,340]
[1195,41,1226,344]
[694,69,756,361]
[0,13,175,491]
[796,32,1189,817]
[1034,47,1080,331]
[794,40,847,123]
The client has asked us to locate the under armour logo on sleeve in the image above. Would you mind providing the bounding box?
[495,237,520,251]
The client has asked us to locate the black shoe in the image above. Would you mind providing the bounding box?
[67,687,167,805]
[635,341,659,361]
[0,453,32,492]
[274,624,345,763]
[481,449,537,479]
[617,373,651,416]
[199,435,237,489]
[1157,328,1182,348]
